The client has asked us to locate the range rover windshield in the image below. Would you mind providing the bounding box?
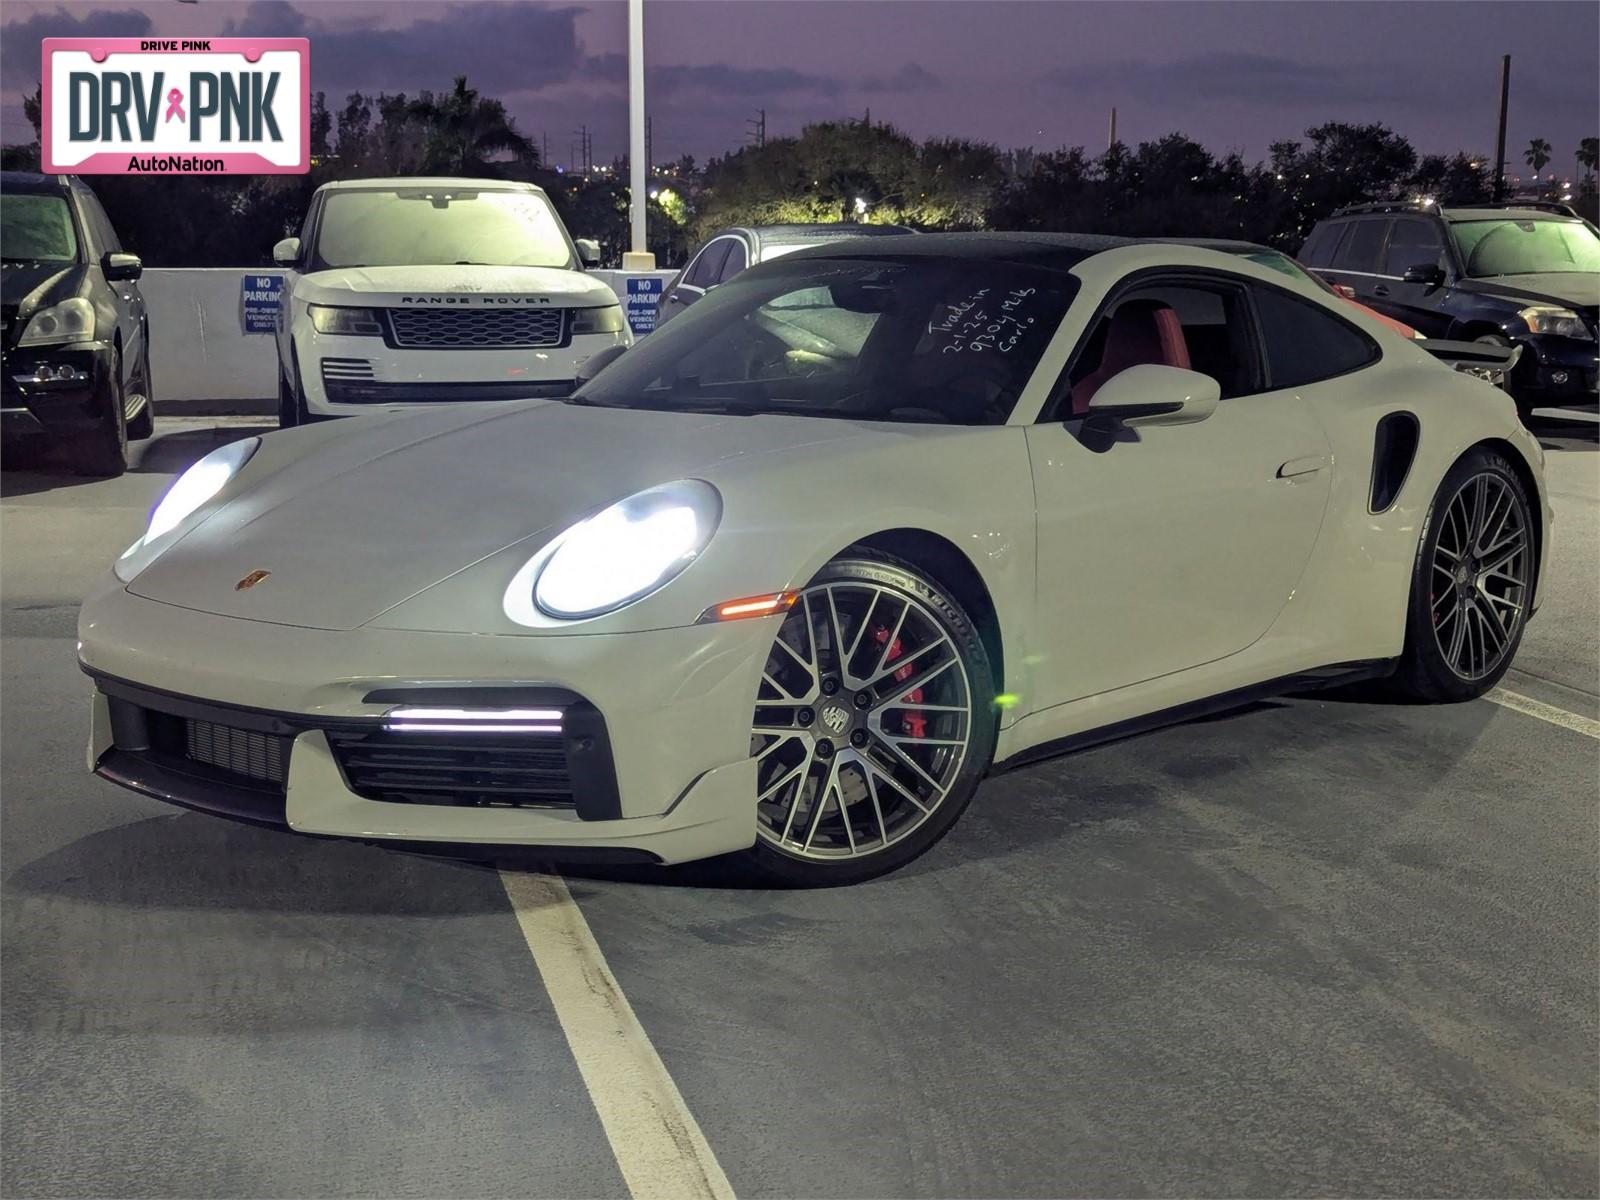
[571,256,1078,425]
[1451,218,1600,278]
[310,187,575,270]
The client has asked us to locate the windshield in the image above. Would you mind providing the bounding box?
[1451,218,1600,277]
[572,256,1078,425]
[1,194,79,264]
[310,187,574,270]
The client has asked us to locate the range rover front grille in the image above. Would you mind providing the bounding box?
[386,307,566,349]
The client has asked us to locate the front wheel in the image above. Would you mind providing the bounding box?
[72,348,128,477]
[1392,448,1534,701]
[743,550,997,886]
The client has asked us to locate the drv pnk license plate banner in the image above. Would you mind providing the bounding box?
[42,38,310,175]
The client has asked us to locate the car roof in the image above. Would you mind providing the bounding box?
[1,171,72,195]
[779,230,1139,270]
[314,176,549,194]
[751,223,916,246]
[1153,237,1279,256]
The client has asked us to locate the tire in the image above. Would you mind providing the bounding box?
[72,348,128,477]
[127,344,154,440]
[1391,447,1534,702]
[278,349,309,428]
[742,548,998,886]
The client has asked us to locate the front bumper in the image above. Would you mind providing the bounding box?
[0,341,115,437]
[1511,335,1599,406]
[296,329,627,417]
[79,581,767,864]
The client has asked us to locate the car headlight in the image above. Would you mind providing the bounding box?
[116,437,260,580]
[17,298,95,347]
[532,480,721,619]
[1519,305,1594,340]
[570,304,626,335]
[308,304,384,336]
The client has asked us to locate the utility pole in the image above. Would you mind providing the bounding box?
[1108,106,1118,149]
[623,0,652,268]
[1492,55,1511,202]
[572,125,592,174]
[746,109,766,149]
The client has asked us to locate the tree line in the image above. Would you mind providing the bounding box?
[4,77,1595,268]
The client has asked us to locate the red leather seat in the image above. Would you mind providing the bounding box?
[1070,301,1191,415]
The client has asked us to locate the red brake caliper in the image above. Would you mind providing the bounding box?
[873,626,927,739]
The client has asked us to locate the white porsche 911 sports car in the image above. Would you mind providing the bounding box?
[79,234,1551,885]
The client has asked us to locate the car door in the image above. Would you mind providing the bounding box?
[1376,216,1455,337]
[1322,216,1391,308]
[1024,274,1336,708]
[658,235,737,326]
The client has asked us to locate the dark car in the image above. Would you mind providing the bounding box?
[1300,202,1599,415]
[656,223,916,328]
[2,172,152,475]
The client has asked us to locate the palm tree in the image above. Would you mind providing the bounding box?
[1524,137,1552,178]
[408,76,535,176]
[1578,137,1598,181]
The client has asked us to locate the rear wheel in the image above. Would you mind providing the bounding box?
[72,347,128,477]
[1393,448,1533,701]
[743,550,996,886]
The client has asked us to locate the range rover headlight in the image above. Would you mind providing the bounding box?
[17,298,95,347]
[116,437,260,580]
[1518,305,1594,341]
[569,304,626,335]
[309,304,384,336]
[532,480,721,619]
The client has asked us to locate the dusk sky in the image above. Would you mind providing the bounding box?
[4,1,1596,175]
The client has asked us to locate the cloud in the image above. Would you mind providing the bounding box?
[219,0,589,99]
[1,6,153,89]
[861,62,939,94]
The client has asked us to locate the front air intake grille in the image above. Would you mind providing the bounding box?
[326,729,577,809]
[321,357,375,384]
[386,307,567,350]
[183,718,291,785]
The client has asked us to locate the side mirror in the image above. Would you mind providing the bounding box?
[1332,282,1358,300]
[574,238,602,268]
[576,343,627,384]
[1403,263,1446,287]
[101,252,142,282]
[1084,364,1221,429]
[272,237,301,267]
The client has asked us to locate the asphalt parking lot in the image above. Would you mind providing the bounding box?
[3,413,1597,1199]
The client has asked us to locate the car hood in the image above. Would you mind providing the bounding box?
[294,264,617,308]
[1457,273,1600,310]
[1,261,81,313]
[125,401,864,631]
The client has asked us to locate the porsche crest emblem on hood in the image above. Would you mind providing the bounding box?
[234,570,271,591]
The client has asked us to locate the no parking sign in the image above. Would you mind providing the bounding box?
[240,273,283,334]
[624,276,664,336]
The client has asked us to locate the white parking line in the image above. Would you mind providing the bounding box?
[500,870,737,1200]
[1485,687,1600,740]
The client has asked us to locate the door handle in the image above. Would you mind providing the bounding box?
[1278,455,1330,479]
[1373,284,1390,297]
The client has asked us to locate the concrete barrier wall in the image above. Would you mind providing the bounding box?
[142,266,680,409]
[141,269,280,405]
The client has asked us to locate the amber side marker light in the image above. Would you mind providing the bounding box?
[698,591,800,623]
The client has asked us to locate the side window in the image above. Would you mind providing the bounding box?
[1333,218,1388,273]
[718,240,748,283]
[1057,280,1259,416]
[685,239,733,289]
[1383,217,1445,276]
[1253,286,1378,389]
[1299,221,1345,268]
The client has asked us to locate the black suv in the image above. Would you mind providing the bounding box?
[2,172,152,475]
[1300,202,1599,415]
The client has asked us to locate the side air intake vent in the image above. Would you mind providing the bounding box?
[1370,411,1420,513]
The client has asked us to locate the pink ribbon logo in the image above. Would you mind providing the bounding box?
[164,88,185,123]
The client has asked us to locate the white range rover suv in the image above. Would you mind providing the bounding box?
[271,177,628,425]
